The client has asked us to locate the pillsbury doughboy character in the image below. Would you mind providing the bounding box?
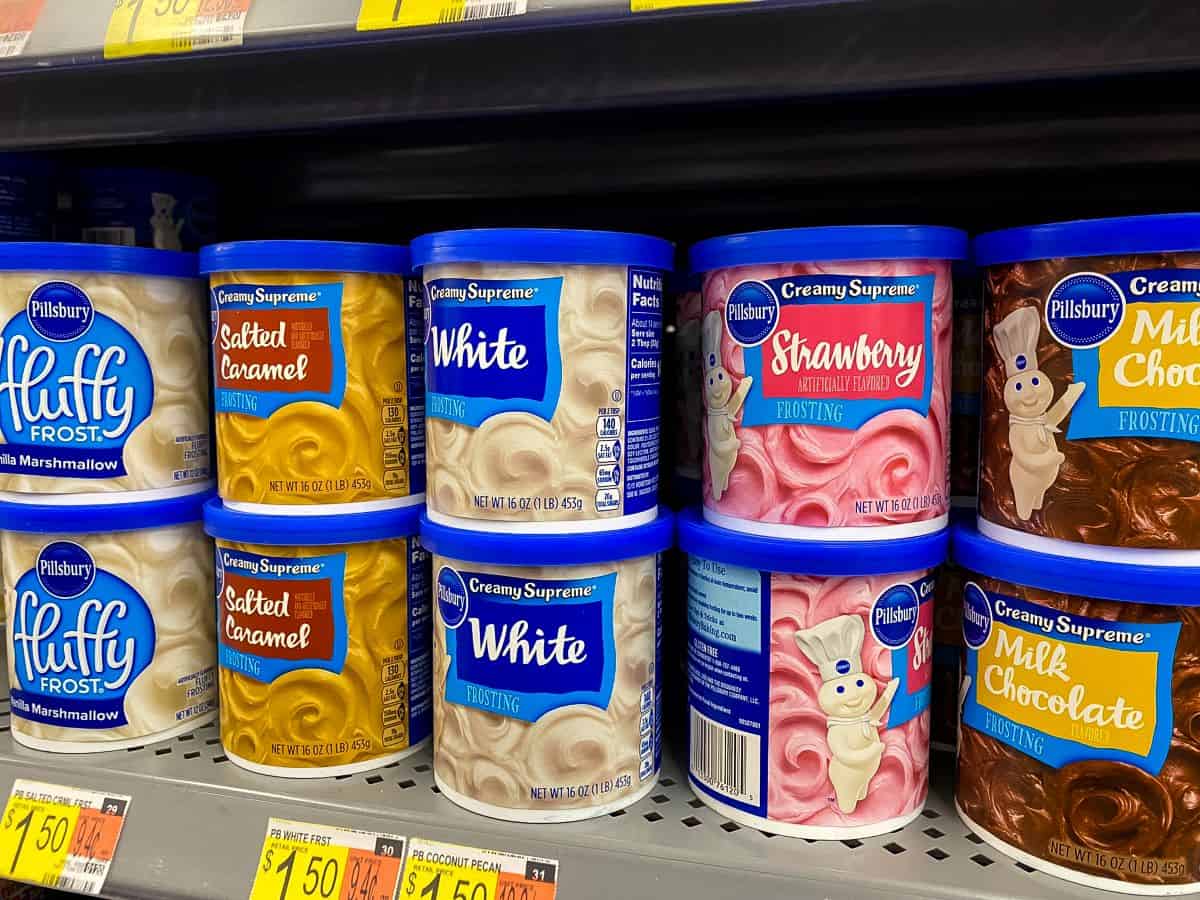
[794,615,899,814]
[703,310,752,500]
[993,307,1086,520]
[150,192,184,251]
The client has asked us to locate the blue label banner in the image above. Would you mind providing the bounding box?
[424,277,563,428]
[442,567,617,723]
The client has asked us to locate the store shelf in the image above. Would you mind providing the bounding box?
[6,0,1200,149]
[0,678,1123,900]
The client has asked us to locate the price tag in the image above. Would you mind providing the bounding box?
[104,0,252,60]
[0,0,45,58]
[249,819,406,900]
[357,0,527,31]
[630,0,753,11]
[400,839,557,900]
[0,779,130,895]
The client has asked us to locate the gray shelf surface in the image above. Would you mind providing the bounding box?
[6,1,1200,148]
[0,680,1133,900]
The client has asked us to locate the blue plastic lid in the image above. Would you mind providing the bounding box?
[688,225,968,272]
[0,488,214,534]
[419,511,674,566]
[952,522,1200,606]
[411,228,674,270]
[677,508,947,575]
[973,214,1200,266]
[204,499,422,545]
[199,241,411,275]
[0,242,198,278]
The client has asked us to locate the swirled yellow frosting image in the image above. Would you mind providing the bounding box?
[205,501,432,777]
[412,230,671,529]
[421,511,673,821]
[201,242,424,511]
[0,245,211,498]
[2,493,217,753]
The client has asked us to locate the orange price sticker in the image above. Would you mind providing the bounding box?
[0,0,45,58]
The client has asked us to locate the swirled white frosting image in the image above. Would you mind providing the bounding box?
[0,267,211,497]
[4,521,217,751]
[432,552,660,821]
[420,252,664,528]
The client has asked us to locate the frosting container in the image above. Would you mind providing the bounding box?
[0,154,55,241]
[412,229,672,533]
[204,500,432,778]
[951,263,981,504]
[931,560,965,752]
[678,508,946,838]
[1,491,217,752]
[420,510,673,822]
[72,168,217,252]
[954,523,1200,894]
[0,244,211,501]
[688,226,967,540]
[975,215,1200,562]
[201,241,424,514]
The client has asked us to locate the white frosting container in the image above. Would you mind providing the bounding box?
[419,510,673,822]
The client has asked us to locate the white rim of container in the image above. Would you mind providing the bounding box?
[703,508,949,541]
[224,739,430,779]
[425,506,658,534]
[10,712,217,754]
[223,493,425,516]
[978,517,1200,567]
[435,771,660,823]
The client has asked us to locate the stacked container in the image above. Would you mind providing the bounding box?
[0,242,217,750]
[200,240,432,777]
[952,214,1200,893]
[680,225,968,838]
[412,228,675,822]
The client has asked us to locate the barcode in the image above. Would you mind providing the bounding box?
[689,709,760,806]
[439,0,526,23]
[82,227,136,247]
[51,874,99,894]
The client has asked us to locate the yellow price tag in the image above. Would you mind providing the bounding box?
[356,0,524,30]
[630,0,754,11]
[401,839,557,900]
[105,0,251,59]
[0,780,130,895]
[249,819,406,900]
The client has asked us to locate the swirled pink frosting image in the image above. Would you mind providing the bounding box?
[701,260,952,532]
[769,570,932,827]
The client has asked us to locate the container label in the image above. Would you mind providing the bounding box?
[0,281,154,479]
[687,560,932,819]
[724,273,934,429]
[9,542,155,729]
[212,282,346,419]
[424,277,564,428]
[216,548,349,684]
[1043,269,1200,443]
[436,566,617,723]
[960,583,1178,772]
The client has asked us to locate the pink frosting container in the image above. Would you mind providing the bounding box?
[688,226,968,540]
[678,508,947,839]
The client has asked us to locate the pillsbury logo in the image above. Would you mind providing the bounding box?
[436,565,469,630]
[35,542,96,599]
[27,282,94,342]
[962,582,993,650]
[10,544,156,729]
[870,583,920,649]
[1045,272,1126,349]
[724,281,779,347]
[835,659,851,675]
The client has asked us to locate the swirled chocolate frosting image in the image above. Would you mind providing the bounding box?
[980,254,1200,550]
[957,573,1200,887]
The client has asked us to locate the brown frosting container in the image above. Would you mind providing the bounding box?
[975,216,1200,557]
[953,521,1200,893]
